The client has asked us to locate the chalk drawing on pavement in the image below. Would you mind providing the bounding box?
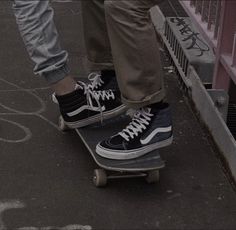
[0,200,25,230]
[0,118,32,143]
[0,200,92,230]
[0,77,61,143]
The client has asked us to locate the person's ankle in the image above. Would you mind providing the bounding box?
[52,76,77,96]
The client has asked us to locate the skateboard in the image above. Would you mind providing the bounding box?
[59,114,165,187]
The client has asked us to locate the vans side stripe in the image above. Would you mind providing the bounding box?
[67,105,105,117]
[140,126,172,145]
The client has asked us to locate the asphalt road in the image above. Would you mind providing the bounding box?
[0,1,236,229]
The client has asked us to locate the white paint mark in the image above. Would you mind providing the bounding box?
[61,225,92,230]
[0,87,50,92]
[0,92,45,115]
[167,193,182,200]
[18,225,92,230]
[0,78,46,114]
[0,77,62,143]
[17,228,38,230]
[0,200,25,230]
[0,201,92,230]
[36,114,60,131]
[0,118,32,143]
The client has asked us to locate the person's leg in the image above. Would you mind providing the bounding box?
[12,0,76,95]
[104,0,165,109]
[81,0,113,71]
[13,0,126,128]
[81,0,118,90]
[96,0,173,159]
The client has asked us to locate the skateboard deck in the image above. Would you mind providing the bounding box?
[74,114,165,187]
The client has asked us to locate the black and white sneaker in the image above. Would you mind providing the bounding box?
[96,103,173,160]
[52,70,118,104]
[56,83,126,129]
[87,70,118,91]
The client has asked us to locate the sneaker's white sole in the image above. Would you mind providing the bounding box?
[96,136,173,160]
[64,104,127,129]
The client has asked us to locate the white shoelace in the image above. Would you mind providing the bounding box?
[84,86,115,108]
[119,108,153,141]
[87,72,104,90]
[84,86,115,123]
[52,72,104,104]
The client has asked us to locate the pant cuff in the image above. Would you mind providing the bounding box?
[88,59,114,71]
[43,64,70,85]
[121,89,166,109]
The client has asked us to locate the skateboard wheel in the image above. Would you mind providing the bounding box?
[58,116,69,132]
[93,169,107,187]
[146,170,160,184]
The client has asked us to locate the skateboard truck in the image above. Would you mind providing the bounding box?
[93,168,161,187]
